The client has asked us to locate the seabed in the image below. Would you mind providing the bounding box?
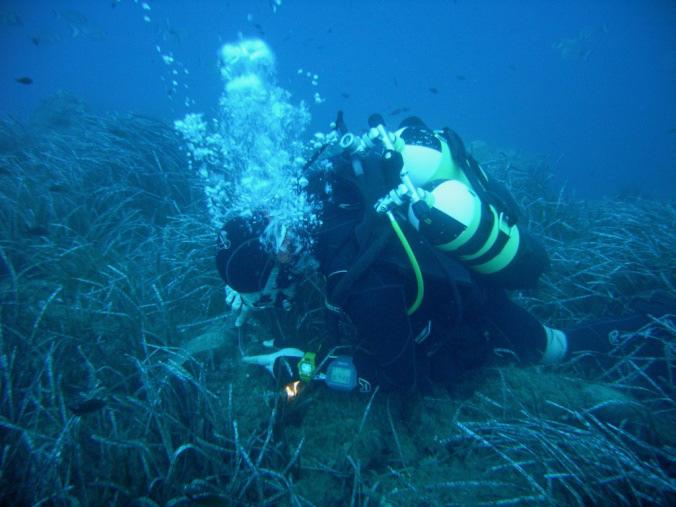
[0,93,674,506]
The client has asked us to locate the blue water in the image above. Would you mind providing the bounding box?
[1,0,674,198]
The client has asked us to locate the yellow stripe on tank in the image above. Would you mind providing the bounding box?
[473,224,521,274]
[460,206,501,261]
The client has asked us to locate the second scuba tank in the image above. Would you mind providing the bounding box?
[407,179,548,289]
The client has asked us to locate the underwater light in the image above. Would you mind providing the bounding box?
[284,380,302,400]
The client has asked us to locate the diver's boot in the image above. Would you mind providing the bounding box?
[541,325,568,364]
[539,315,648,365]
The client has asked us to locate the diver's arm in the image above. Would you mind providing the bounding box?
[341,270,418,391]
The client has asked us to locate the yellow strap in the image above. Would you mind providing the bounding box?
[387,211,424,315]
[473,225,521,274]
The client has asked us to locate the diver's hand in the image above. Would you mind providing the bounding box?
[225,285,252,327]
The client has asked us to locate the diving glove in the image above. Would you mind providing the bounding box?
[225,285,253,327]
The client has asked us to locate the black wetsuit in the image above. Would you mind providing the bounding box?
[307,152,552,391]
[215,141,669,391]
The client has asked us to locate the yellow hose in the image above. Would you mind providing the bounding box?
[386,211,424,315]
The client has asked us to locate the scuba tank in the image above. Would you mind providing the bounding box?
[406,178,548,289]
[308,114,548,290]
[396,122,549,289]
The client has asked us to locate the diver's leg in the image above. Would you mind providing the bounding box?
[468,289,550,363]
[564,314,651,355]
[478,289,674,365]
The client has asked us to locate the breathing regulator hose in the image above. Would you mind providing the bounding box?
[329,113,425,317]
[386,211,424,315]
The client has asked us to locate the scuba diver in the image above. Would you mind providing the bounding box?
[216,114,665,394]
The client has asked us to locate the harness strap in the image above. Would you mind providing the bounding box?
[439,128,519,226]
[327,220,392,309]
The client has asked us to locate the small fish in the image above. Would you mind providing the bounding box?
[68,398,106,415]
[53,9,88,26]
[71,25,107,41]
[187,494,231,507]
[252,23,265,36]
[15,77,33,85]
[388,107,410,116]
[0,9,22,26]
[25,226,49,236]
[455,74,466,81]
[30,31,64,46]
[428,87,438,94]
[508,64,517,71]
[340,92,350,99]
[158,21,185,44]
[0,254,9,278]
[667,127,676,134]
[108,127,129,138]
[48,184,68,193]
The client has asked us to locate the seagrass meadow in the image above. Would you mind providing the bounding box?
[0,94,674,506]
